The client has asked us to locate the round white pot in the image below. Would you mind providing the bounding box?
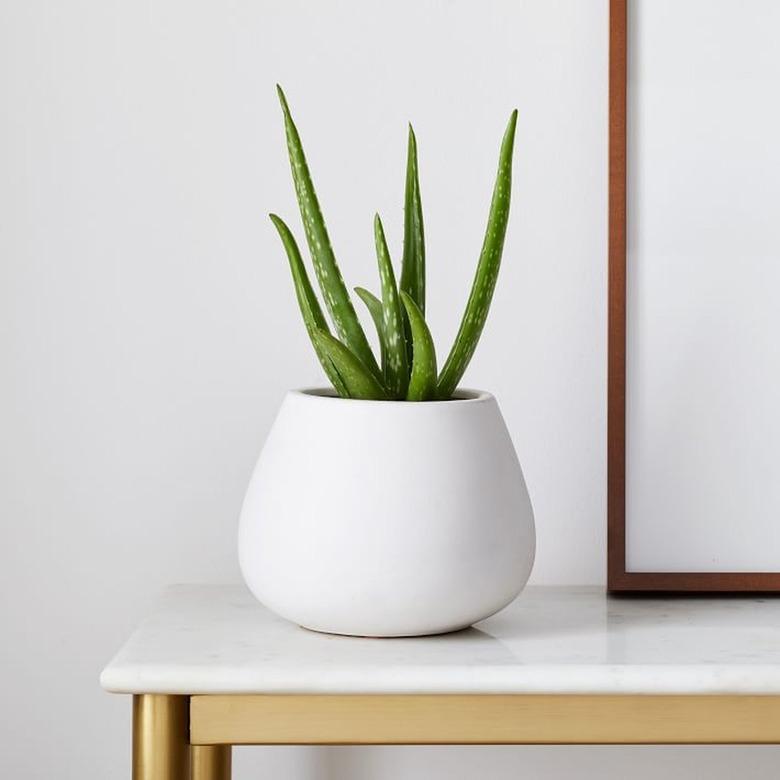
[238,388,535,637]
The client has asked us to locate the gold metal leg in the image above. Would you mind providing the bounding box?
[133,695,191,780]
[192,745,232,780]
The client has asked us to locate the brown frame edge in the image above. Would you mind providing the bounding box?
[606,0,780,593]
[190,694,780,745]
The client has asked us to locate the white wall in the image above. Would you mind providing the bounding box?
[1,0,777,777]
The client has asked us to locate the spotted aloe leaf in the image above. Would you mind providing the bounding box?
[272,87,519,402]
[269,214,350,397]
[437,110,518,399]
[312,329,388,400]
[373,214,408,399]
[400,292,437,401]
[354,287,387,378]
[276,85,381,381]
[399,125,425,363]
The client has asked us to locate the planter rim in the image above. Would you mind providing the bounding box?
[290,387,494,406]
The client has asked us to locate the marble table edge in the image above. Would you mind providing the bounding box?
[100,665,780,696]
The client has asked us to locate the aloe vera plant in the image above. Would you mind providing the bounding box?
[273,86,518,401]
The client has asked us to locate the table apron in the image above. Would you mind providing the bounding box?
[188,693,780,745]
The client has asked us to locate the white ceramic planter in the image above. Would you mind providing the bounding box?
[239,389,535,637]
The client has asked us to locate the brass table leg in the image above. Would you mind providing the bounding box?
[192,745,232,780]
[133,695,190,780]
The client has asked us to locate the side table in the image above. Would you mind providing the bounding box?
[101,586,780,779]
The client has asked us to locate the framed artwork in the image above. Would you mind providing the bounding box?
[608,0,780,591]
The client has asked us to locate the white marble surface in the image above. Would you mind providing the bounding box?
[100,585,780,694]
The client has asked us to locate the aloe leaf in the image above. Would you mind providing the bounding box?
[312,329,388,400]
[399,125,425,361]
[354,286,388,378]
[276,85,381,380]
[373,214,409,399]
[400,292,437,401]
[437,110,518,399]
[270,214,350,397]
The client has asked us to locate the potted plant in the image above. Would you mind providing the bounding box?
[239,87,535,637]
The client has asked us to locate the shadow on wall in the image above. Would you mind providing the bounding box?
[233,744,780,780]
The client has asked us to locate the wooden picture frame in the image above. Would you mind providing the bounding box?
[607,0,780,592]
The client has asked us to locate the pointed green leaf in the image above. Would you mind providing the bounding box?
[354,286,388,378]
[400,291,437,402]
[374,214,409,399]
[269,214,350,397]
[437,110,518,399]
[399,125,425,364]
[312,329,389,400]
[276,85,381,380]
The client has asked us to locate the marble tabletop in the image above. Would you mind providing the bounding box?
[100,585,780,695]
